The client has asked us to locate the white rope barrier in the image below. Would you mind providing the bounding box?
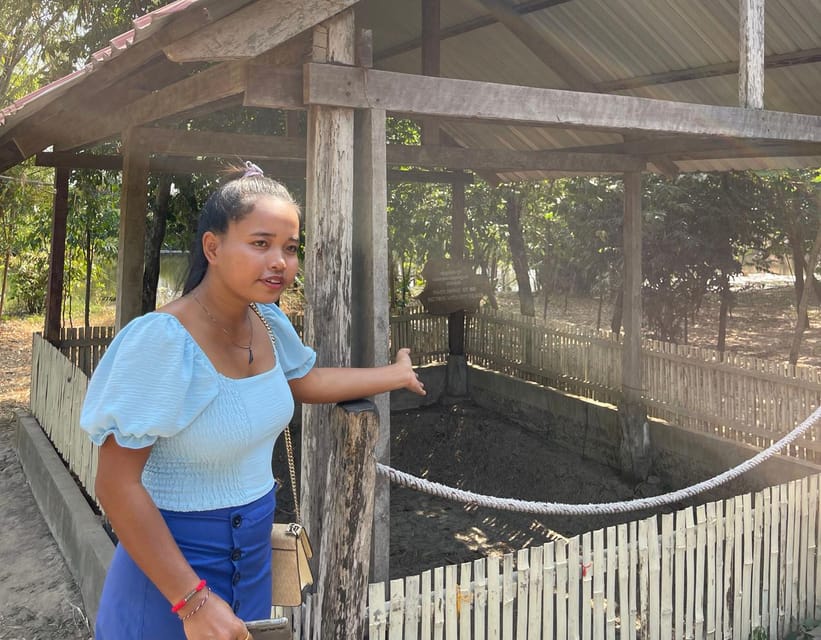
[377,405,821,516]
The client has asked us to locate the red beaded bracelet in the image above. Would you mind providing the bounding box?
[171,579,207,613]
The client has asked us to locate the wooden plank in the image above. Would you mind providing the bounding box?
[582,532,593,639]
[434,567,445,640]
[659,514,673,640]
[132,127,306,160]
[474,559,487,640]
[303,63,821,143]
[516,549,529,640]
[705,502,717,640]
[569,537,581,640]
[476,0,595,92]
[370,583,388,640]
[460,562,472,640]
[390,579,405,640]
[351,106,390,583]
[422,570,433,639]
[446,565,458,640]
[115,130,149,329]
[544,542,556,640]
[595,47,821,92]
[528,546,543,640]
[405,575,420,640]
[44,168,69,343]
[593,529,606,640]
[616,524,631,640]
[502,554,514,640]
[244,66,305,110]
[741,494,754,640]
[674,510,686,640]
[556,542,568,640]
[694,506,707,640]
[301,9,356,587]
[738,0,765,109]
[20,60,249,157]
[384,143,648,174]
[163,0,357,62]
[487,556,501,640]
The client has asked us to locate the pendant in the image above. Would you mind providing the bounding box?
[248,348,254,365]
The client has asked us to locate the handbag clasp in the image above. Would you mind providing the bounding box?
[286,523,303,537]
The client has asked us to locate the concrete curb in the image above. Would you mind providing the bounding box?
[13,409,113,625]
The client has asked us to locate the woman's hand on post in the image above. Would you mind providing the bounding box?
[395,348,426,396]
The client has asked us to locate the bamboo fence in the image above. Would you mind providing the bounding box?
[360,475,821,640]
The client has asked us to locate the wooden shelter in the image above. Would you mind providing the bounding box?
[2,0,820,635]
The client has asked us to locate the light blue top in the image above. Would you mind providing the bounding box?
[80,303,316,512]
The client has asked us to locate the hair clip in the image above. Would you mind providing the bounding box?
[242,161,264,178]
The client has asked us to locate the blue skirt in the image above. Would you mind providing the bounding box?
[95,489,275,639]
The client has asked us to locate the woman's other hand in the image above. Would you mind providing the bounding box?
[394,348,426,396]
[180,589,249,640]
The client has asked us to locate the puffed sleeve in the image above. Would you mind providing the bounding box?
[80,313,220,449]
[257,303,316,380]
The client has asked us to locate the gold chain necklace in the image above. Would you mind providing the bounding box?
[192,295,255,365]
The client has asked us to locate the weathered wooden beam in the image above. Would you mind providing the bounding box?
[130,127,305,160]
[351,108,390,583]
[36,150,477,183]
[18,60,248,158]
[421,0,441,145]
[739,0,766,109]
[163,0,357,62]
[619,171,650,481]
[385,144,646,172]
[595,47,821,92]
[376,0,573,60]
[244,67,304,110]
[315,400,379,640]
[44,168,69,344]
[115,130,149,330]
[567,136,821,159]
[476,0,595,92]
[304,64,821,143]
[301,13,356,636]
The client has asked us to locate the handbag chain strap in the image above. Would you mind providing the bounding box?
[251,303,301,524]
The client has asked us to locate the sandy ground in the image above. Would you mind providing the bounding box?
[0,280,817,636]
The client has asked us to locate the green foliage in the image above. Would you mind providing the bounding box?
[749,625,768,640]
[10,249,49,314]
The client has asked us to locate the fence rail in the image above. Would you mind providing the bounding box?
[467,309,821,465]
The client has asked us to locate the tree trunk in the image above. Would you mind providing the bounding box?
[611,289,624,336]
[0,247,9,318]
[505,195,535,316]
[84,223,93,328]
[790,198,821,365]
[717,274,731,356]
[142,176,172,314]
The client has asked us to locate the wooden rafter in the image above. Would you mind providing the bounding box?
[163,0,358,62]
[596,47,821,92]
[375,0,573,60]
[303,64,821,143]
[476,0,595,92]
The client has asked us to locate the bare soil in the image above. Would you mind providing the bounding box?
[0,279,815,633]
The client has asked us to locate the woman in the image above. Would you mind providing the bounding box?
[80,163,425,640]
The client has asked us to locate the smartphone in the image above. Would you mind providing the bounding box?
[245,617,292,640]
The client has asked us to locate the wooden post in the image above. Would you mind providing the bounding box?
[447,180,468,394]
[44,167,69,344]
[352,98,390,582]
[302,7,356,592]
[421,0,441,145]
[115,130,149,330]
[313,400,379,640]
[739,0,765,109]
[619,172,650,480]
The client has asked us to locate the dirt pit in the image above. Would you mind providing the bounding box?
[387,401,682,579]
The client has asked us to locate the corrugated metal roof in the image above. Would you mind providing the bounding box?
[1,0,820,174]
[0,0,207,129]
[362,0,821,172]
